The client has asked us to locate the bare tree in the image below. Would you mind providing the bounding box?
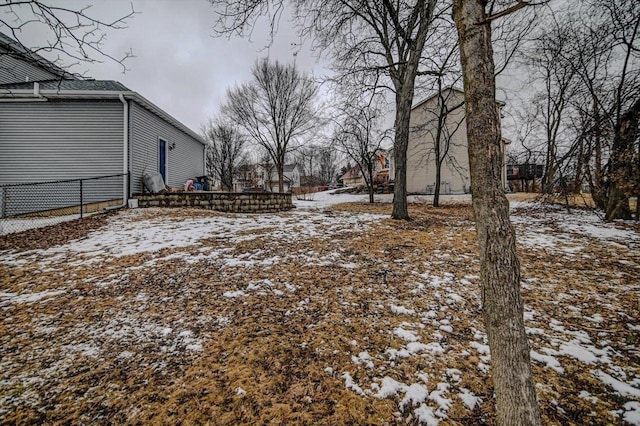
[525,16,579,194]
[406,18,468,207]
[222,58,318,193]
[432,88,465,206]
[210,0,443,219]
[296,143,338,187]
[531,0,640,219]
[0,1,135,77]
[333,96,389,203]
[258,150,277,191]
[503,105,545,192]
[296,145,319,188]
[598,0,640,220]
[204,119,247,191]
[317,146,338,185]
[411,85,466,207]
[453,0,543,424]
[300,0,443,218]
[608,98,640,219]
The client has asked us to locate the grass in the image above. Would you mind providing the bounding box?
[0,200,638,425]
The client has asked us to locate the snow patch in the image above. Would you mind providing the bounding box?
[458,388,482,410]
[394,327,419,342]
[593,370,640,398]
[391,304,416,315]
[374,376,406,399]
[400,383,429,410]
[623,401,640,425]
[343,372,366,396]
[531,350,565,374]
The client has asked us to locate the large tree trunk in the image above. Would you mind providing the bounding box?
[605,98,640,221]
[392,89,413,219]
[592,99,607,211]
[453,1,543,425]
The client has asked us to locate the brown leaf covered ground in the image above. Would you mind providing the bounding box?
[1,197,639,425]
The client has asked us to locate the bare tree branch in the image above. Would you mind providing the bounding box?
[222,58,318,193]
[0,0,137,76]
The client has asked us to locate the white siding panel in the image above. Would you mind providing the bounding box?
[407,89,470,194]
[129,102,204,193]
[0,101,124,185]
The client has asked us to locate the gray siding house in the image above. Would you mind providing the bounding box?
[0,33,205,214]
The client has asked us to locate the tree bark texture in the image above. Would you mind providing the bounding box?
[606,98,640,221]
[453,1,543,425]
[390,0,436,220]
[368,170,375,204]
[392,87,414,220]
[592,99,607,211]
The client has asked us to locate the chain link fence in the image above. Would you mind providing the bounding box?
[0,173,129,235]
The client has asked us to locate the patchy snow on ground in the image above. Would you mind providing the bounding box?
[0,207,385,272]
[293,190,472,210]
[1,196,639,424]
[0,214,82,236]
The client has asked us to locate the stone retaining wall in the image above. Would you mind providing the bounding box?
[133,192,293,213]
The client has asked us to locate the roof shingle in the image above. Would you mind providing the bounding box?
[0,79,130,91]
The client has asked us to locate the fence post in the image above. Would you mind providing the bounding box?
[1,186,6,218]
[80,179,83,219]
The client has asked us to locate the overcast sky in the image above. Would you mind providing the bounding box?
[3,0,328,133]
[2,0,543,146]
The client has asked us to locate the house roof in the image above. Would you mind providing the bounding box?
[0,79,129,91]
[283,164,298,173]
[341,166,362,180]
[0,32,205,145]
[0,79,206,145]
[0,32,78,81]
[411,86,505,112]
[411,86,464,112]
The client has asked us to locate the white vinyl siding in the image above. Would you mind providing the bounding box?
[406,89,471,194]
[0,100,124,215]
[0,100,123,184]
[129,102,204,193]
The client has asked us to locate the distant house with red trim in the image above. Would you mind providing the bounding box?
[340,150,390,187]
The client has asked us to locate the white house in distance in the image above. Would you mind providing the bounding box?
[390,87,509,194]
[232,163,301,192]
[277,164,301,192]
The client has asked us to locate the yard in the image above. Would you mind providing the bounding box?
[1,193,639,425]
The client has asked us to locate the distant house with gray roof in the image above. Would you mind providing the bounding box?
[0,32,206,213]
[263,163,300,192]
[232,163,301,193]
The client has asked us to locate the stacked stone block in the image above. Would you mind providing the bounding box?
[134,192,293,213]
